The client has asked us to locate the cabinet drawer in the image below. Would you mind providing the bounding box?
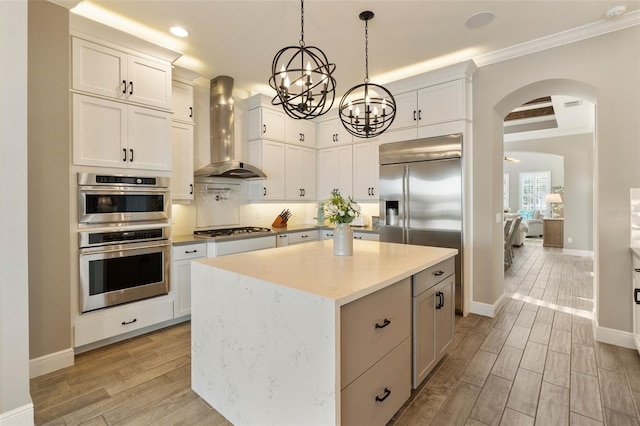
[173,242,206,261]
[413,257,455,296]
[289,230,318,244]
[341,337,411,426]
[74,297,173,347]
[341,278,411,388]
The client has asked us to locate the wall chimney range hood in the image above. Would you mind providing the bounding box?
[194,76,266,179]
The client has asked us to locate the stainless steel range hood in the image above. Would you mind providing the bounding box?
[194,76,266,179]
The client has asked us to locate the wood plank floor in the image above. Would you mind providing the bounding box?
[31,241,640,425]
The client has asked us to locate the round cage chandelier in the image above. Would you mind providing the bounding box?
[269,0,337,120]
[339,11,396,138]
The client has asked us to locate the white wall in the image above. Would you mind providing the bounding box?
[0,0,33,423]
[472,26,640,340]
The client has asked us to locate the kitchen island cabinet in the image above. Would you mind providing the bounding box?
[191,240,456,425]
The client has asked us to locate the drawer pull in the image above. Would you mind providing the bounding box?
[375,318,391,329]
[436,292,444,309]
[375,387,391,402]
[121,318,137,326]
[635,289,640,305]
[185,249,198,254]
[433,270,444,277]
[635,268,640,273]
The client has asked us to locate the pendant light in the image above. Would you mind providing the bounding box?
[339,11,396,138]
[268,0,337,120]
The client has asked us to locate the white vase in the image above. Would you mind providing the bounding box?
[333,223,353,256]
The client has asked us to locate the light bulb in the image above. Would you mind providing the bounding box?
[280,64,287,79]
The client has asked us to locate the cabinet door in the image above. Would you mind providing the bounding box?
[316,118,351,148]
[317,145,353,199]
[389,91,418,131]
[171,122,194,200]
[417,79,464,126]
[413,285,436,388]
[353,141,380,200]
[250,108,285,141]
[128,105,172,171]
[73,94,127,168]
[285,145,317,199]
[127,55,172,110]
[248,140,285,200]
[299,146,317,199]
[172,80,194,123]
[286,118,316,147]
[72,38,128,100]
[633,256,640,353]
[173,260,193,317]
[436,276,454,360]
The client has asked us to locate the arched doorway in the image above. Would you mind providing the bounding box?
[496,79,597,314]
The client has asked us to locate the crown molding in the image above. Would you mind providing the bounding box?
[475,10,640,67]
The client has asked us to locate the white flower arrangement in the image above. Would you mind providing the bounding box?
[325,190,360,224]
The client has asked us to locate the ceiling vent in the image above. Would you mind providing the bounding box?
[564,100,583,108]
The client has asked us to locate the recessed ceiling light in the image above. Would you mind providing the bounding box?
[465,11,495,29]
[170,26,189,37]
[605,5,626,18]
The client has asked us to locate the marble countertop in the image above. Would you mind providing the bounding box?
[194,239,456,306]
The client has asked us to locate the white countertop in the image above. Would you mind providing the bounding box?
[194,239,457,305]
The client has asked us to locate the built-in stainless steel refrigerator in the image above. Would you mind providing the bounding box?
[379,134,464,312]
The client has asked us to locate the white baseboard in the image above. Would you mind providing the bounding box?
[562,248,594,258]
[29,347,74,378]
[0,402,34,426]
[595,321,635,349]
[470,294,507,318]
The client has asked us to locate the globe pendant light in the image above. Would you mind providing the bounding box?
[339,11,396,138]
[269,0,337,120]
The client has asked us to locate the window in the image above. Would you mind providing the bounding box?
[519,171,551,213]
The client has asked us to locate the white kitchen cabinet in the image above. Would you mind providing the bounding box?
[413,258,455,388]
[72,37,172,110]
[285,118,316,147]
[172,80,194,123]
[353,141,380,200]
[353,231,380,241]
[285,145,316,200]
[248,139,286,200]
[276,230,319,247]
[74,296,174,347]
[72,94,171,171]
[316,117,352,148]
[317,145,353,200]
[171,122,194,201]
[248,106,285,142]
[389,79,465,134]
[171,242,206,318]
[633,253,640,353]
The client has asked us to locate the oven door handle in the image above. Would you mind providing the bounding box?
[80,239,170,255]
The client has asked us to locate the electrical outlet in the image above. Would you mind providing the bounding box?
[567,237,572,243]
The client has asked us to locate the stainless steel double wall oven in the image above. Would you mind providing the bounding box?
[77,173,171,313]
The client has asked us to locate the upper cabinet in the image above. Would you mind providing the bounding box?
[353,141,380,201]
[172,80,194,124]
[390,79,464,133]
[248,106,286,142]
[72,38,172,110]
[285,145,316,200]
[73,94,172,171]
[285,119,316,148]
[316,117,352,148]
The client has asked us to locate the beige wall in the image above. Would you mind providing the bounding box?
[472,27,640,333]
[28,1,71,358]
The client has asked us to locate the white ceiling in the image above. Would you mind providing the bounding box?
[68,0,640,99]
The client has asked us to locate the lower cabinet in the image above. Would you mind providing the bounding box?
[340,278,411,425]
[276,230,319,247]
[632,253,640,353]
[412,258,455,388]
[171,242,207,318]
[74,296,174,347]
[321,228,379,241]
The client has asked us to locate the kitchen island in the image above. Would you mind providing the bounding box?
[191,240,457,425]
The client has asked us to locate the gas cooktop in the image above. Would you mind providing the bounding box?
[193,227,272,238]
